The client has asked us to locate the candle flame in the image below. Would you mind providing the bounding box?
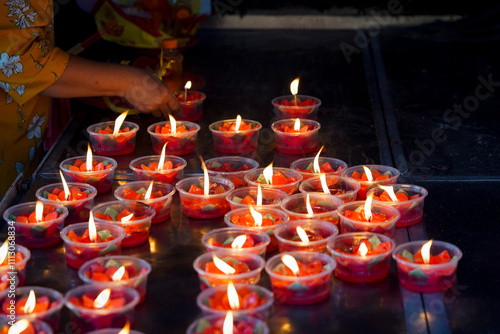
[121,213,134,222]
[0,240,8,264]
[86,143,93,172]
[319,173,330,194]
[144,180,154,200]
[200,156,210,197]
[290,78,299,95]
[212,255,236,274]
[223,311,233,334]
[158,143,167,171]
[282,254,300,276]
[421,240,433,264]
[112,266,126,281]
[169,114,177,134]
[35,201,44,222]
[184,81,192,90]
[364,192,374,222]
[296,226,310,243]
[249,206,262,227]
[59,170,71,200]
[234,115,242,132]
[113,110,128,135]
[89,211,97,243]
[305,194,314,216]
[313,146,324,173]
[293,118,301,132]
[118,321,130,334]
[358,242,368,256]
[256,185,263,206]
[93,288,111,309]
[362,166,373,182]
[263,163,273,185]
[379,185,398,202]
[23,290,36,314]
[227,282,240,310]
[231,235,247,249]
[8,320,30,334]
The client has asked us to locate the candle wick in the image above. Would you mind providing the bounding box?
[184,88,188,102]
[293,94,297,106]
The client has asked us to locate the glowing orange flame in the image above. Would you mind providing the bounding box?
[305,194,314,216]
[227,282,240,309]
[362,166,373,182]
[364,192,374,222]
[296,226,309,243]
[313,146,324,173]
[93,288,111,309]
[144,180,154,200]
[121,213,134,222]
[0,240,8,264]
[282,254,300,276]
[234,115,242,132]
[157,143,167,171]
[59,170,71,200]
[184,80,192,90]
[89,211,97,243]
[293,118,301,132]
[113,111,128,135]
[169,115,177,134]
[256,185,263,206]
[290,78,299,96]
[263,163,273,185]
[421,240,433,264]
[212,255,236,274]
[35,201,44,223]
[200,156,210,197]
[223,311,233,334]
[118,321,130,334]
[358,242,368,256]
[112,266,126,281]
[249,206,262,227]
[23,290,36,314]
[86,143,93,172]
[8,320,31,334]
[319,173,330,194]
[231,235,247,249]
[379,185,398,202]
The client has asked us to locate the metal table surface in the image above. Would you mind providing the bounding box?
[1,28,496,333]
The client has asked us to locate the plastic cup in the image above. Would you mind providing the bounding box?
[196,283,274,320]
[280,193,343,227]
[187,313,269,334]
[78,256,152,303]
[224,207,289,253]
[60,222,126,269]
[60,156,117,194]
[176,176,234,219]
[0,318,53,334]
[226,187,288,210]
[367,184,429,227]
[265,251,336,305]
[114,181,176,224]
[87,121,139,156]
[0,245,30,290]
[271,95,321,120]
[201,227,271,257]
[147,120,200,155]
[272,119,321,155]
[290,156,348,180]
[205,156,259,189]
[193,250,266,291]
[393,240,463,293]
[174,90,206,121]
[64,285,140,333]
[337,201,400,239]
[209,119,262,154]
[0,286,64,332]
[244,167,303,195]
[92,201,155,247]
[340,164,400,200]
[327,232,395,283]
[299,175,360,203]
[129,155,186,186]
[274,219,339,253]
[35,182,97,225]
[3,201,68,248]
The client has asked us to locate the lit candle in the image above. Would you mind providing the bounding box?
[271,118,321,155]
[244,164,302,196]
[148,118,200,156]
[209,117,262,154]
[275,219,339,253]
[341,164,400,200]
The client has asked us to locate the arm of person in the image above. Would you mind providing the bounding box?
[40,54,181,117]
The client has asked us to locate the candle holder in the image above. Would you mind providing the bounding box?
[265,251,336,305]
[271,119,320,155]
[35,182,97,225]
[187,313,269,334]
[147,120,200,155]
[271,95,321,120]
[193,250,266,290]
[114,181,176,224]
[340,164,400,200]
[327,232,395,283]
[274,219,339,253]
[60,222,126,269]
[244,167,302,195]
[87,329,144,334]
[92,201,155,247]
[201,227,271,257]
[205,156,259,189]
[129,155,186,185]
[0,318,54,334]
[367,184,429,227]
[299,175,360,203]
[337,201,400,238]
[0,245,30,290]
[176,176,234,219]
[64,285,140,333]
[3,202,68,248]
[0,286,64,332]
[393,240,463,292]
[87,121,139,156]
[224,207,289,253]
[174,90,206,121]
[209,119,262,154]
[226,187,288,210]
[290,156,348,180]
[280,193,343,227]
[78,256,152,303]
[196,283,274,320]
[60,156,117,194]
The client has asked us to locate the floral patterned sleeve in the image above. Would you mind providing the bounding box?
[0,0,69,105]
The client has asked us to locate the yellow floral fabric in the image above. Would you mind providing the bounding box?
[0,0,69,199]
